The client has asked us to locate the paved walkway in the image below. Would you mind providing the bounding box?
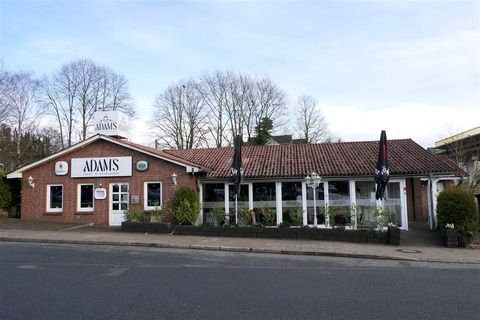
[1,218,479,264]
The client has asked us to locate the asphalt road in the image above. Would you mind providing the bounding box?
[0,242,479,320]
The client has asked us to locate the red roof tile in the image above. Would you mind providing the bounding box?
[164,139,464,179]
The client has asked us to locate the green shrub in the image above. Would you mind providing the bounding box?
[209,207,227,226]
[124,205,143,222]
[172,186,199,225]
[260,207,276,225]
[0,177,12,209]
[238,207,254,226]
[287,206,303,226]
[437,187,478,234]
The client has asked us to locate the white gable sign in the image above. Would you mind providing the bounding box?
[71,157,132,178]
[93,111,129,138]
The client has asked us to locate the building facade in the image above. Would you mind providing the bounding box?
[7,133,463,231]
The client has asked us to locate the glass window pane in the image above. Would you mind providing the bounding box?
[121,203,128,210]
[355,181,376,227]
[50,186,62,209]
[252,183,276,225]
[282,182,303,225]
[113,203,119,210]
[121,194,128,202]
[113,194,119,201]
[228,184,249,202]
[203,183,225,202]
[328,181,350,226]
[80,185,94,208]
[384,182,402,226]
[121,184,128,192]
[147,183,161,207]
[113,184,119,192]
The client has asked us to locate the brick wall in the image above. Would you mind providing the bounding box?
[20,139,198,225]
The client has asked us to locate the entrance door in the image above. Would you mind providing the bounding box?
[109,183,129,226]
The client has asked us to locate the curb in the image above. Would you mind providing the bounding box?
[2,236,478,264]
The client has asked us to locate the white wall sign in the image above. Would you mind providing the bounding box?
[93,111,129,138]
[55,161,68,175]
[136,160,148,171]
[94,188,107,200]
[71,157,132,178]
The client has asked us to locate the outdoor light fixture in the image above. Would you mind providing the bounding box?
[27,176,35,189]
[171,172,177,186]
[305,172,321,227]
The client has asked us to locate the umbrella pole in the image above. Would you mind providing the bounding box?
[235,193,238,224]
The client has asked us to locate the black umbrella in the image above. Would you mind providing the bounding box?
[230,135,243,197]
[374,130,390,200]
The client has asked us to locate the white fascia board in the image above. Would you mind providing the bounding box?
[5,135,102,179]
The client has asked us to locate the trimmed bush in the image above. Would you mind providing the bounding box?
[0,177,11,209]
[437,187,478,234]
[172,186,200,225]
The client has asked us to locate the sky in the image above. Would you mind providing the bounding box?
[0,0,479,148]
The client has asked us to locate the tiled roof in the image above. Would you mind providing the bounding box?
[164,139,465,179]
[119,139,208,170]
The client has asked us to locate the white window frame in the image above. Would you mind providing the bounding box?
[144,181,163,210]
[46,184,63,212]
[77,183,95,212]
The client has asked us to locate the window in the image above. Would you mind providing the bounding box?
[77,184,94,212]
[47,184,63,212]
[144,182,162,210]
[327,181,350,225]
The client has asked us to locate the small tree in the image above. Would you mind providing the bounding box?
[172,186,200,225]
[437,187,478,235]
[254,117,273,145]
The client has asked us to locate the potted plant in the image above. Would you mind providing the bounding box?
[387,222,400,245]
[124,205,143,222]
[444,223,458,248]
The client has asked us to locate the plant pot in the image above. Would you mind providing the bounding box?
[444,229,458,248]
[388,227,400,245]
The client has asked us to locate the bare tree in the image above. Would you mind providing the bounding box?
[153,71,288,148]
[42,59,135,146]
[437,131,480,194]
[152,79,208,149]
[1,71,41,166]
[294,95,329,143]
[41,63,79,148]
[201,71,230,147]
[0,62,11,124]
[253,76,287,134]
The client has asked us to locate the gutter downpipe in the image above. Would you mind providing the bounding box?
[428,173,436,231]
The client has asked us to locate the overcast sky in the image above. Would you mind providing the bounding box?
[1,0,479,148]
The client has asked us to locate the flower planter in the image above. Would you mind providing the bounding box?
[388,227,400,245]
[121,221,172,234]
[119,224,398,245]
[444,229,458,248]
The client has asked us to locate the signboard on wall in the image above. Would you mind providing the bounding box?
[93,110,129,138]
[71,157,132,178]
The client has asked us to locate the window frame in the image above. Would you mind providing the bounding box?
[77,183,95,212]
[46,184,63,213]
[144,181,163,210]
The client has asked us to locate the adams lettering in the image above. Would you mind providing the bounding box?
[71,157,132,178]
[83,158,120,173]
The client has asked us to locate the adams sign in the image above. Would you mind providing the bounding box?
[71,157,132,178]
[93,111,129,138]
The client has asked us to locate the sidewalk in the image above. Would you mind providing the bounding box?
[1,218,479,264]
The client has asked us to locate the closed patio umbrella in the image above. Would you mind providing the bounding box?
[230,135,243,222]
[374,130,390,200]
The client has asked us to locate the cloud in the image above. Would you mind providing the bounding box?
[320,103,480,147]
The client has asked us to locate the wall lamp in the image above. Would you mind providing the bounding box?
[171,172,177,186]
[27,176,35,189]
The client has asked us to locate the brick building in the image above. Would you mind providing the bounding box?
[7,127,464,230]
